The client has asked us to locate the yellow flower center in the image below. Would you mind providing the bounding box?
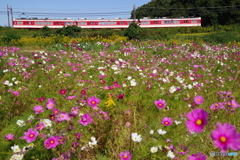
[158,103,162,106]
[220,136,227,142]
[196,119,202,125]
[29,134,34,137]
[50,140,54,144]
[165,121,169,125]
[91,101,96,104]
[123,155,128,158]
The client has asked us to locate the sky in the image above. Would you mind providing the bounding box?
[0,0,151,26]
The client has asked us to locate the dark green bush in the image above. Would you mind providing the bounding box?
[2,32,21,44]
[124,22,142,40]
[56,25,82,37]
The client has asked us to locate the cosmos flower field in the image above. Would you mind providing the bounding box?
[0,41,240,160]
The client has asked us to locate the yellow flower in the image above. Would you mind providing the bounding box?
[104,94,116,109]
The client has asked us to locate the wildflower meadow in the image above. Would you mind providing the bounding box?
[0,40,240,160]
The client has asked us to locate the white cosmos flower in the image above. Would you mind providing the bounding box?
[169,86,177,93]
[127,76,132,80]
[157,129,167,135]
[10,154,24,160]
[167,150,175,159]
[150,147,158,153]
[89,136,97,148]
[111,65,118,70]
[131,133,142,142]
[11,144,21,153]
[174,120,182,125]
[152,69,157,74]
[41,119,52,127]
[3,80,10,85]
[150,130,154,134]
[16,120,25,127]
[28,115,34,121]
[130,79,137,86]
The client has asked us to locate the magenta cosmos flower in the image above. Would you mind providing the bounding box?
[87,96,101,106]
[33,105,44,114]
[194,95,204,105]
[210,122,240,152]
[5,134,14,141]
[79,113,93,126]
[44,136,59,149]
[185,108,209,133]
[23,128,39,143]
[161,117,173,126]
[119,151,132,160]
[59,89,67,95]
[187,152,207,160]
[154,99,166,109]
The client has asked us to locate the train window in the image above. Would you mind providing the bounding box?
[56,22,62,25]
[141,21,150,24]
[90,22,95,25]
[184,20,190,23]
[153,21,159,24]
[35,22,52,25]
[164,21,174,24]
[78,22,87,25]
[173,21,180,24]
[120,22,125,25]
[17,22,23,25]
[191,20,199,23]
[26,22,31,25]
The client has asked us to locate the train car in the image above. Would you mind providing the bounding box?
[12,17,201,29]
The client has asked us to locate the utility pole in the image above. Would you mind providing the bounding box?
[7,5,10,27]
[133,4,136,22]
[10,6,13,27]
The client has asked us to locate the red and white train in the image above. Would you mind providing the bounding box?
[13,17,201,29]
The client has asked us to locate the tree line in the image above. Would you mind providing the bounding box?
[131,0,240,26]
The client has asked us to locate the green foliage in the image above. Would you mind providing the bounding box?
[132,0,240,26]
[40,26,53,37]
[56,25,82,37]
[2,32,21,44]
[124,22,142,39]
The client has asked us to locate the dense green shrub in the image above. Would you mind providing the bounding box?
[124,22,142,40]
[2,32,21,44]
[56,25,82,37]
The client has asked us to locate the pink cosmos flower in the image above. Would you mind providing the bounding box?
[161,117,173,126]
[44,136,59,149]
[227,99,240,108]
[194,95,204,105]
[185,108,209,133]
[74,132,82,140]
[154,99,167,109]
[23,128,39,143]
[187,152,207,160]
[119,151,132,160]
[57,112,71,122]
[5,134,14,141]
[33,105,44,114]
[35,121,45,131]
[210,122,240,152]
[79,113,93,126]
[12,91,19,96]
[70,106,80,116]
[46,99,56,110]
[67,96,76,100]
